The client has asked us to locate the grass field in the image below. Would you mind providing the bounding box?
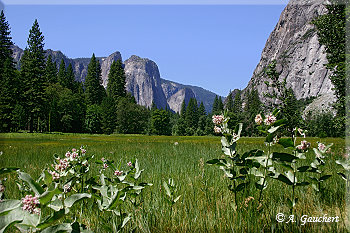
[0,133,348,232]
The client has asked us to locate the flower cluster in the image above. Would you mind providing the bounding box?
[255,114,263,125]
[318,143,326,152]
[63,184,72,193]
[55,158,69,172]
[296,140,310,151]
[127,161,133,167]
[212,115,224,125]
[214,126,222,134]
[22,195,40,215]
[264,113,276,126]
[114,170,123,176]
[49,170,60,180]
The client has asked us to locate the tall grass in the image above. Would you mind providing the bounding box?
[0,133,347,232]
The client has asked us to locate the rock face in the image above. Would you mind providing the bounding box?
[244,0,334,107]
[161,79,218,113]
[124,55,169,109]
[12,47,218,112]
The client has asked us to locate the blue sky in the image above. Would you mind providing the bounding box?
[3,1,287,97]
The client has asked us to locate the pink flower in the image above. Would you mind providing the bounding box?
[264,113,276,126]
[65,152,71,158]
[103,163,108,169]
[318,143,326,152]
[55,158,69,171]
[114,170,123,176]
[212,115,224,125]
[255,114,263,125]
[71,152,78,159]
[49,170,60,180]
[72,148,77,152]
[22,195,40,215]
[127,161,133,167]
[214,126,222,134]
[101,157,106,163]
[296,140,310,151]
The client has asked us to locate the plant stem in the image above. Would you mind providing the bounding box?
[258,143,271,203]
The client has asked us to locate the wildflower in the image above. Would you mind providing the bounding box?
[72,148,77,152]
[65,151,71,158]
[103,163,108,169]
[255,114,263,125]
[0,184,5,193]
[296,140,310,151]
[273,136,279,144]
[214,126,222,134]
[174,142,179,146]
[114,170,123,176]
[80,148,86,154]
[63,184,72,193]
[318,143,326,152]
[127,161,133,167]
[212,115,224,125]
[264,113,276,126]
[49,170,60,180]
[22,195,40,215]
[71,152,78,159]
[101,157,106,163]
[55,158,69,171]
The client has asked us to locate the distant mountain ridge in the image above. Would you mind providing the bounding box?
[11,45,219,113]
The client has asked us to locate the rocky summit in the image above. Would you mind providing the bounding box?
[244,0,334,112]
[11,46,218,113]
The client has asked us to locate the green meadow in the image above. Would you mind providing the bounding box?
[0,133,347,232]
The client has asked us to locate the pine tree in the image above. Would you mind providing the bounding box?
[218,96,224,113]
[185,97,199,133]
[57,59,66,87]
[225,91,234,112]
[107,59,126,102]
[212,95,219,114]
[232,90,242,113]
[180,100,186,117]
[198,101,206,116]
[20,19,46,132]
[44,55,57,84]
[0,10,17,132]
[66,63,77,92]
[85,54,106,106]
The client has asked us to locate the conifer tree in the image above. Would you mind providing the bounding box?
[232,90,242,113]
[218,96,224,113]
[185,97,199,131]
[66,63,77,92]
[20,19,46,132]
[44,55,57,84]
[212,95,219,114]
[107,59,126,102]
[85,54,106,106]
[198,101,206,116]
[225,91,234,112]
[0,10,17,132]
[57,59,66,87]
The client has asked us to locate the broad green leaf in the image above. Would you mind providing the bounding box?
[312,184,319,192]
[173,195,181,203]
[39,188,62,206]
[285,171,296,184]
[255,178,267,190]
[319,175,332,181]
[272,152,298,163]
[121,214,131,228]
[336,160,350,170]
[313,148,324,159]
[236,123,243,137]
[0,167,19,176]
[37,209,66,229]
[268,126,281,134]
[273,119,286,127]
[43,170,53,186]
[18,171,44,195]
[276,174,293,185]
[48,199,63,211]
[0,200,21,215]
[337,172,347,180]
[278,138,294,148]
[20,210,40,228]
[64,193,91,208]
[296,182,310,186]
[220,167,234,178]
[265,133,274,143]
[297,166,309,172]
[107,191,124,210]
[0,208,23,233]
[41,223,72,233]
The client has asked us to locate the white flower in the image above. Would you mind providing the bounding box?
[212,115,224,125]
[264,113,276,126]
[318,143,326,152]
[114,170,123,176]
[214,126,222,134]
[255,114,263,125]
